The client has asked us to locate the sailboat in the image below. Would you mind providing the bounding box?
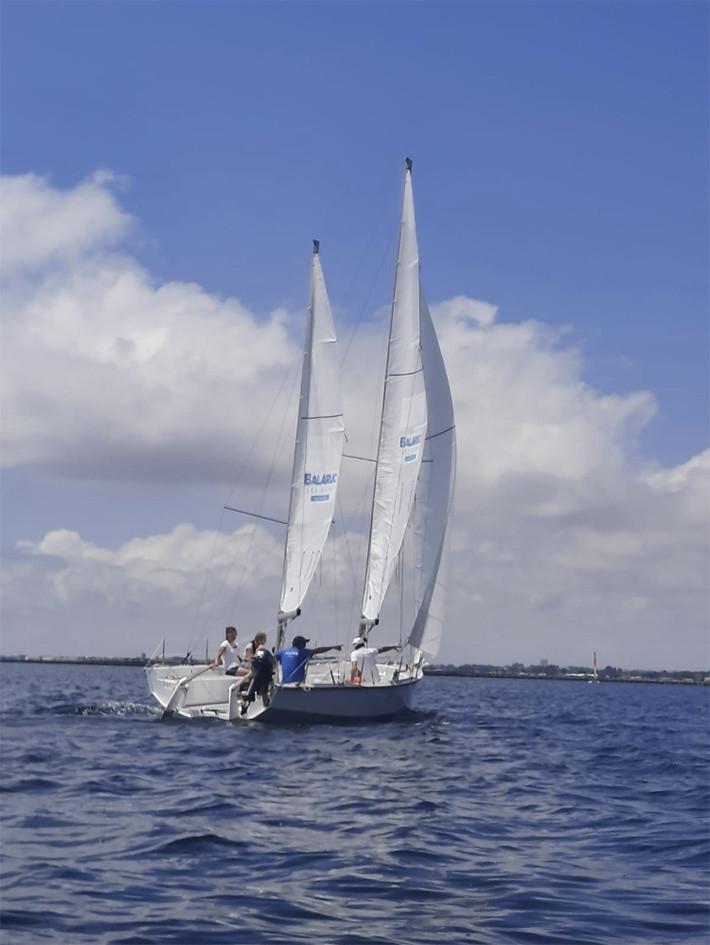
[145,158,456,722]
[589,650,600,684]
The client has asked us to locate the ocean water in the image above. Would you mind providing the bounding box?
[0,664,708,945]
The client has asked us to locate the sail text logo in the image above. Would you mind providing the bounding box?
[399,435,421,448]
[304,472,338,486]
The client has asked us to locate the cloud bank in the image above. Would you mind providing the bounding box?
[2,172,707,668]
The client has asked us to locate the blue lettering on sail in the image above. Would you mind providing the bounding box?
[399,434,422,448]
[304,472,338,486]
[310,494,330,502]
[404,453,417,463]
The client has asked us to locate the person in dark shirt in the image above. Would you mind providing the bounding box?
[238,640,276,714]
[243,632,268,666]
[275,635,342,684]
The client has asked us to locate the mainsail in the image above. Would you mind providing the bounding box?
[409,292,456,659]
[279,241,344,618]
[361,159,428,626]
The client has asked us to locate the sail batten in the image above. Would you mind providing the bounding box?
[279,248,344,617]
[360,161,428,625]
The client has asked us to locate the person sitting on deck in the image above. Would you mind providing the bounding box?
[242,631,268,667]
[350,637,399,686]
[237,632,269,695]
[210,627,246,677]
[239,640,276,713]
[275,635,342,685]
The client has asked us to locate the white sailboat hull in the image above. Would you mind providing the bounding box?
[146,663,421,723]
[145,664,236,716]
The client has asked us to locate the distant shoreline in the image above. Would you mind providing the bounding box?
[1,656,707,685]
[1,656,148,667]
[423,669,708,686]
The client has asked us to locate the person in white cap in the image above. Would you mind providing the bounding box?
[350,637,399,686]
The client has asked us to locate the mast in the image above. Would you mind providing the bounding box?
[277,240,344,648]
[359,157,428,634]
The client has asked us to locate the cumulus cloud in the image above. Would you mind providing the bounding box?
[1,175,298,480]
[3,523,280,658]
[0,171,132,276]
[1,172,708,668]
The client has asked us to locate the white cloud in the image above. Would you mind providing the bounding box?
[432,295,498,328]
[0,171,132,276]
[2,231,298,479]
[1,172,708,669]
[5,523,284,658]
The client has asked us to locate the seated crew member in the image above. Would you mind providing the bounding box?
[239,641,276,714]
[275,635,342,685]
[210,626,245,676]
[238,632,268,694]
[350,637,399,685]
[242,631,268,667]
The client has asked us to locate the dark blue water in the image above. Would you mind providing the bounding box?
[1,664,708,945]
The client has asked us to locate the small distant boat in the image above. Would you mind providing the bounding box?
[146,158,456,722]
[589,650,600,684]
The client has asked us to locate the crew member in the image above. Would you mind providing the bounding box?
[275,635,342,684]
[350,637,399,685]
[210,626,244,676]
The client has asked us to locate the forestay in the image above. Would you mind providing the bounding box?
[279,242,345,616]
[409,293,456,659]
[361,161,428,625]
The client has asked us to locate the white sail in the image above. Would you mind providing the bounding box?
[409,292,456,659]
[361,160,428,625]
[279,242,344,617]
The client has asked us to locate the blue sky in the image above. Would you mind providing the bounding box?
[1,2,708,667]
[3,1,707,463]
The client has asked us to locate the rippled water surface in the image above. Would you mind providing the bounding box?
[1,663,708,944]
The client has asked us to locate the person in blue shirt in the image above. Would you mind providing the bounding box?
[275,635,342,684]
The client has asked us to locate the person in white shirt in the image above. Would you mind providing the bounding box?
[210,626,245,676]
[350,636,399,686]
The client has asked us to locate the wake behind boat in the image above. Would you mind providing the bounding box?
[146,158,456,723]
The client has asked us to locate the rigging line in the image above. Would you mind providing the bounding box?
[187,353,300,650]
[425,424,456,442]
[282,308,311,618]
[223,362,300,511]
[335,161,399,308]
[345,451,379,611]
[224,506,288,526]
[223,360,301,626]
[338,228,397,371]
[399,530,406,647]
[331,515,340,645]
[334,493,358,612]
[343,453,376,463]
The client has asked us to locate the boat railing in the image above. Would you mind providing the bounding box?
[303,657,411,687]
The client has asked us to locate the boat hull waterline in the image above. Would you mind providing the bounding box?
[146,665,420,723]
